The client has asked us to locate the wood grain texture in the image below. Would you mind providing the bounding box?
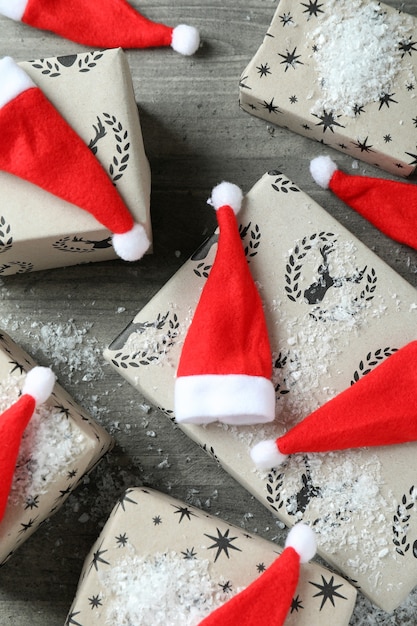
[1,1,417,624]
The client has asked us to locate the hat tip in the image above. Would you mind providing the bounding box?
[208,181,243,214]
[285,523,317,563]
[171,24,200,55]
[112,223,150,262]
[250,439,287,470]
[22,366,56,406]
[310,155,337,189]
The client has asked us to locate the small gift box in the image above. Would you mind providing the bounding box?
[67,487,356,625]
[240,0,417,176]
[0,331,113,564]
[104,170,417,611]
[0,47,151,275]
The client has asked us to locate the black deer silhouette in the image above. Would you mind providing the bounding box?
[286,457,322,516]
[304,243,367,305]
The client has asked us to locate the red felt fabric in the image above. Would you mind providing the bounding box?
[0,393,36,521]
[199,547,300,626]
[278,341,417,455]
[0,87,134,235]
[330,169,417,251]
[23,0,173,48]
[176,204,272,378]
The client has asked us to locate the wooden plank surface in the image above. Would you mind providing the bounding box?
[1,1,417,624]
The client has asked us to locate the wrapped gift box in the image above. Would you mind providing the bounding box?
[240,0,417,176]
[104,170,417,612]
[0,48,151,276]
[0,331,113,564]
[67,487,356,625]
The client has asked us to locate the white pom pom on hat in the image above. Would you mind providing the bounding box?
[22,366,56,406]
[171,24,200,56]
[208,181,244,214]
[112,223,151,262]
[285,522,317,564]
[310,155,338,189]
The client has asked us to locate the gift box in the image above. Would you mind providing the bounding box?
[104,170,417,612]
[67,487,356,625]
[240,0,417,177]
[0,331,113,564]
[0,48,151,276]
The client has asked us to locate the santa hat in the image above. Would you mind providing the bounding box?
[0,366,55,521]
[199,523,316,626]
[310,155,417,251]
[0,0,200,55]
[0,57,149,262]
[251,341,417,470]
[174,182,275,425]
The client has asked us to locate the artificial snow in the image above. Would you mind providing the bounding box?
[309,0,415,116]
[99,551,239,625]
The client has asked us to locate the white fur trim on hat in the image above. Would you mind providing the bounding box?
[250,439,288,470]
[175,374,276,425]
[0,56,36,109]
[112,223,150,262]
[208,182,243,214]
[285,523,317,563]
[0,0,28,21]
[310,155,338,189]
[23,366,56,406]
[171,24,200,56]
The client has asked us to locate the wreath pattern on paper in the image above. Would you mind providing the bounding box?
[30,52,104,77]
[89,113,131,184]
[0,216,13,254]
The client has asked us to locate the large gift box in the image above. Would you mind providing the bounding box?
[105,170,417,612]
[0,48,151,276]
[0,331,113,564]
[67,487,356,625]
[240,0,417,176]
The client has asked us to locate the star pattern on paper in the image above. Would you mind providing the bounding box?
[257,63,271,77]
[172,505,197,523]
[204,528,242,562]
[399,37,417,58]
[55,404,71,418]
[379,92,398,109]
[9,360,24,374]
[289,95,298,104]
[352,104,365,116]
[182,547,197,560]
[405,150,417,165]
[24,495,39,510]
[239,75,251,91]
[312,110,345,133]
[278,47,303,71]
[18,517,38,534]
[301,0,324,18]
[261,97,280,114]
[291,594,304,613]
[153,514,162,525]
[89,542,110,573]
[219,580,233,593]
[67,469,78,479]
[352,136,374,153]
[88,594,102,609]
[65,610,83,626]
[115,532,128,547]
[279,12,294,26]
[384,134,392,143]
[310,575,347,609]
[115,490,138,512]
[256,562,266,572]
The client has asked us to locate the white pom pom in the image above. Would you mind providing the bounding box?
[171,24,200,56]
[112,223,150,262]
[0,0,28,21]
[250,439,288,470]
[310,155,338,189]
[285,523,317,563]
[23,367,56,406]
[208,182,243,214]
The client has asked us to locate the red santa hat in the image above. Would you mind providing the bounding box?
[0,366,55,521]
[0,56,149,262]
[310,155,417,251]
[0,0,199,55]
[199,523,316,626]
[174,182,275,425]
[251,341,417,470]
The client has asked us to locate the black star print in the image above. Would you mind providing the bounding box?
[205,528,242,562]
[278,47,303,71]
[399,37,417,58]
[310,575,347,609]
[55,404,71,418]
[54,485,73,504]
[173,505,196,523]
[405,150,417,165]
[353,104,365,116]
[352,136,374,153]
[257,63,271,77]
[256,562,266,572]
[291,594,304,613]
[289,95,298,104]
[115,533,128,547]
[302,123,311,130]
[67,469,78,479]
[279,12,293,26]
[89,543,110,572]
[312,109,345,133]
[153,515,162,525]
[9,360,24,374]
[115,490,138,512]
[88,595,102,609]
[182,547,197,560]
[239,75,251,90]
[219,580,233,593]
[301,0,324,18]
[406,83,415,91]
[24,495,39,510]
[395,163,405,169]
[379,92,398,109]
[261,97,280,114]
[18,517,38,534]
[338,143,347,149]
[384,134,392,143]
[65,610,83,626]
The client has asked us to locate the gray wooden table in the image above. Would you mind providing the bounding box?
[1,1,417,624]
